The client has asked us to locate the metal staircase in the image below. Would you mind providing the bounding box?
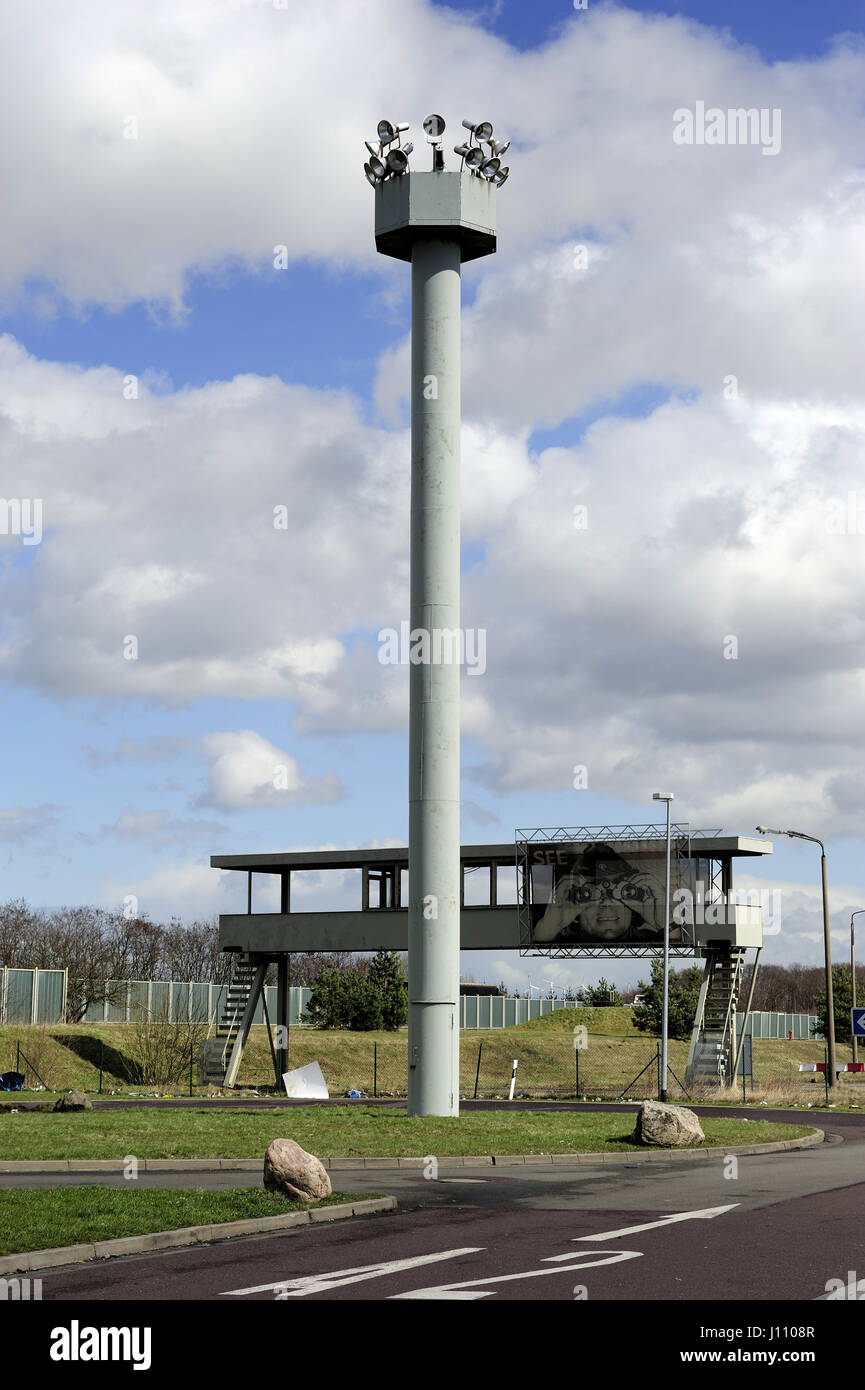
[198,954,268,1088]
[685,945,747,1088]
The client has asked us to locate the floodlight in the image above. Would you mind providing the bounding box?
[491,139,510,157]
[386,145,412,174]
[462,119,493,141]
[481,157,500,178]
[368,154,387,179]
[423,114,446,141]
[465,147,484,169]
[491,166,509,186]
[365,141,379,158]
[453,143,470,158]
[364,164,380,187]
[377,119,396,144]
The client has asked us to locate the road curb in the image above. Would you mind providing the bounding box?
[0,1128,822,1176]
[0,1196,397,1276]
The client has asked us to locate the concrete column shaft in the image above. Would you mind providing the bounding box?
[407,236,462,1117]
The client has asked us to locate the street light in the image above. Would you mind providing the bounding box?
[462,118,493,141]
[377,119,410,146]
[851,911,864,1064]
[653,792,674,1103]
[756,826,837,1086]
[367,110,508,1117]
[386,143,413,175]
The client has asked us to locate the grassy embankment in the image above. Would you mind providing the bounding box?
[1,1009,858,1106]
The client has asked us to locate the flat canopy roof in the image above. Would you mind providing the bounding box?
[211,835,773,875]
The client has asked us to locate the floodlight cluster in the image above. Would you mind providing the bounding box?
[363,120,413,187]
[363,114,510,187]
[454,119,510,186]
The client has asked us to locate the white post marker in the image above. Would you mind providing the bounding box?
[508,1058,518,1100]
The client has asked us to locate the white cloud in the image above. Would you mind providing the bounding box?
[200,730,342,808]
[0,804,61,844]
[102,860,232,922]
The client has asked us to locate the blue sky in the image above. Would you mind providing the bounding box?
[432,0,865,59]
[2,0,864,991]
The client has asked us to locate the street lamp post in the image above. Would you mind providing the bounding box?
[756,826,837,1087]
[851,911,864,1065]
[653,792,674,1102]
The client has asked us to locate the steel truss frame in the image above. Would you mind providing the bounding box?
[516,823,722,959]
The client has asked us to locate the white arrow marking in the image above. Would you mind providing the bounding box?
[389,1249,642,1299]
[574,1204,740,1242]
[221,1247,484,1298]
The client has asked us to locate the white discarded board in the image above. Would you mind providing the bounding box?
[282,1060,329,1100]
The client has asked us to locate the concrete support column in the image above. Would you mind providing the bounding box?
[407,235,462,1117]
[276,955,289,1083]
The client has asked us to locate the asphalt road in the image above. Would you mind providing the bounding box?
[7,1104,865,1304]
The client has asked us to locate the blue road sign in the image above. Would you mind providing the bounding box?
[851,1008,865,1038]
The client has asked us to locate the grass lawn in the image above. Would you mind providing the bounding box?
[0,1105,813,1161]
[0,1186,369,1257]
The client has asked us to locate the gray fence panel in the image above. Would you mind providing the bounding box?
[191,983,209,1022]
[128,982,148,1020]
[35,970,66,1024]
[736,1011,820,1041]
[4,970,34,1025]
[106,983,130,1023]
[149,982,169,1020]
[210,985,226,1023]
[171,982,190,1023]
[292,987,312,1024]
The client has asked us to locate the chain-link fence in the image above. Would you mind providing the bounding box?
[230,1032,682,1100]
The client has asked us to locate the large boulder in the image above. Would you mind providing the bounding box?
[53,1090,93,1112]
[263,1138,332,1201]
[634,1100,705,1148]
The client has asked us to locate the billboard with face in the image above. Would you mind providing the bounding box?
[527,840,688,946]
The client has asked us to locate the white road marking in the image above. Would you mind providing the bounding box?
[389,1249,642,1300]
[438,1178,487,1184]
[574,1204,740,1242]
[221,1247,484,1298]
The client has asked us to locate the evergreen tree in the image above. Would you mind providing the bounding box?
[367,950,407,1031]
[301,951,406,1031]
[632,960,702,1040]
[300,964,359,1029]
[813,965,853,1044]
[578,978,622,1007]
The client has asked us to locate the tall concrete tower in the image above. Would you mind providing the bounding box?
[367,117,506,1116]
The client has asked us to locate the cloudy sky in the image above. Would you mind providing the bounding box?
[2,0,864,992]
